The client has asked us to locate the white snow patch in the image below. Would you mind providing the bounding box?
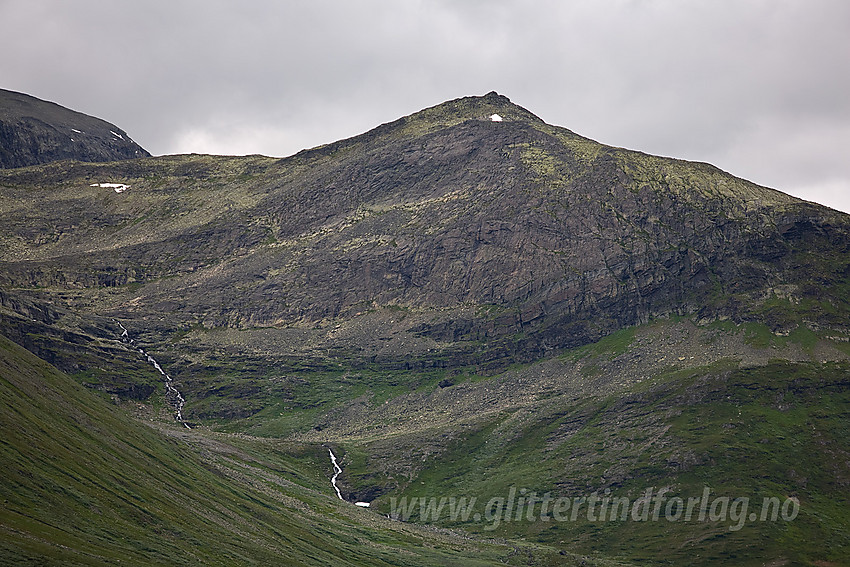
[355,502,371,507]
[110,130,124,140]
[489,114,503,122]
[91,182,130,193]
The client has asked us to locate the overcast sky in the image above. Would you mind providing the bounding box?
[2,0,848,212]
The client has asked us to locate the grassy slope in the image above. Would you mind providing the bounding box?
[242,320,849,567]
[357,359,850,566]
[0,333,611,567]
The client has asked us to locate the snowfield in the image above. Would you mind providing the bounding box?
[91,182,130,193]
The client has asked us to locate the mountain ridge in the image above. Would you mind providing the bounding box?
[0,88,150,168]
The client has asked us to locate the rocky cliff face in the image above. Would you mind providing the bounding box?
[1,91,849,395]
[0,88,150,168]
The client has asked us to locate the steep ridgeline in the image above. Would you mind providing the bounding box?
[0,88,149,168]
[0,91,849,403]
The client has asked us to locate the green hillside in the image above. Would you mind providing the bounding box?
[0,333,594,566]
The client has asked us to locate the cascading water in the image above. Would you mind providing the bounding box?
[115,320,190,428]
[328,448,343,500]
[327,447,370,507]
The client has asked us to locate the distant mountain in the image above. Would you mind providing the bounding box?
[0,88,149,168]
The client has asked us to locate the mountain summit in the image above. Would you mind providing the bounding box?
[0,88,150,168]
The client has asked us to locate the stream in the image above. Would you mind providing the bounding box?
[327,448,370,507]
[115,320,190,428]
[115,320,373,500]
[328,448,343,500]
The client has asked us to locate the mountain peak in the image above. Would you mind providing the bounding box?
[481,90,513,106]
[293,91,545,161]
[401,91,544,131]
